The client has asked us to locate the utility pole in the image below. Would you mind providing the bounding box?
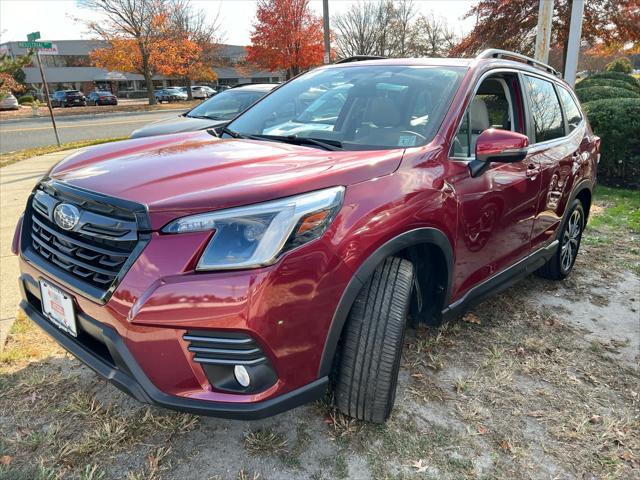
[322,0,330,64]
[564,0,584,87]
[534,0,554,63]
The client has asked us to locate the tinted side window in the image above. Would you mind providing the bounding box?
[557,86,582,132]
[525,76,564,143]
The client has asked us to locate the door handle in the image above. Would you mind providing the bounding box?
[526,164,540,178]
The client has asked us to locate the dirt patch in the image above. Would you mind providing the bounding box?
[1,198,638,479]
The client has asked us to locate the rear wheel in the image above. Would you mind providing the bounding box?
[537,199,584,280]
[335,256,414,423]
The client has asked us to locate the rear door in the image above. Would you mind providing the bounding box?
[448,71,541,298]
[522,75,583,250]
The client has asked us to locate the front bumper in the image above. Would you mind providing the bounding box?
[19,277,328,419]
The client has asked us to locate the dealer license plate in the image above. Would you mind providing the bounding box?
[39,279,77,337]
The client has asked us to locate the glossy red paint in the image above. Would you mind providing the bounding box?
[14,55,599,417]
[475,129,529,161]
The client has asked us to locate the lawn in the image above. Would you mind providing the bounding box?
[0,137,128,168]
[0,188,638,480]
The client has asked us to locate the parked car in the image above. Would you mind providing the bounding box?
[0,93,20,110]
[131,83,276,138]
[13,51,599,423]
[191,85,215,99]
[50,90,86,107]
[177,86,215,99]
[86,91,118,106]
[154,88,188,103]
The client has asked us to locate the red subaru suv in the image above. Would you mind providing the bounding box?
[13,50,599,423]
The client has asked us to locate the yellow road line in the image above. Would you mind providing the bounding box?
[1,115,171,133]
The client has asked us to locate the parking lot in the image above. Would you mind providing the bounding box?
[1,150,638,479]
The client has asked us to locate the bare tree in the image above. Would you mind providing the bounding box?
[389,0,416,57]
[333,1,457,59]
[79,0,168,104]
[169,0,224,99]
[333,1,381,57]
[410,14,458,57]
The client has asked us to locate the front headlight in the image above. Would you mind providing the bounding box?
[162,186,344,270]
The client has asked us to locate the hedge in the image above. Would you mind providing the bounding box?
[605,57,633,74]
[587,71,640,90]
[576,78,639,93]
[576,86,639,103]
[17,95,34,104]
[583,98,640,182]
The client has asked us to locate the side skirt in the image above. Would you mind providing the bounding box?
[441,240,559,322]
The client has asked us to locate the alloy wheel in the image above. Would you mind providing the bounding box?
[560,209,582,272]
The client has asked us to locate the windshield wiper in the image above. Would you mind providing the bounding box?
[219,126,246,139]
[250,134,343,151]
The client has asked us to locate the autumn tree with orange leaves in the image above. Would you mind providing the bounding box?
[82,0,218,104]
[247,0,324,79]
[450,0,639,72]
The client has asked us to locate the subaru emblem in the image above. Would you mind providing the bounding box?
[53,203,81,231]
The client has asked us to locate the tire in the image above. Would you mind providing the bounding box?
[537,199,585,280]
[335,256,414,423]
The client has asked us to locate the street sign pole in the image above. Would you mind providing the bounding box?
[34,49,60,147]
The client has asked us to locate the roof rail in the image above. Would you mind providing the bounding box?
[476,49,560,76]
[334,55,387,64]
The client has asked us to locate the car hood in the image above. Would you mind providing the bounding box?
[130,115,221,139]
[49,131,404,230]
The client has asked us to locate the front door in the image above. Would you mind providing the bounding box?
[448,72,541,301]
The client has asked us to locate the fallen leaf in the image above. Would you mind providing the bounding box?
[462,313,481,324]
[477,425,488,435]
[0,456,12,466]
[499,440,513,452]
[411,459,428,473]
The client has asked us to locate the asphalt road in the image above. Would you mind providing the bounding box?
[0,109,188,154]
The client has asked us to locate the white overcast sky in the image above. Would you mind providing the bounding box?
[1,0,477,45]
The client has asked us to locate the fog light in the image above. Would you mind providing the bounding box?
[234,365,251,387]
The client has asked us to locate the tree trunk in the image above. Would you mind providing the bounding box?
[141,52,156,105]
[145,71,156,105]
[185,77,193,100]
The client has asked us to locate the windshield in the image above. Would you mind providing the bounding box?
[227,65,466,150]
[187,89,268,120]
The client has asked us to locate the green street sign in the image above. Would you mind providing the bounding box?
[18,41,52,49]
[27,31,41,42]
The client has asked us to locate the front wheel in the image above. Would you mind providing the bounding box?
[537,199,585,280]
[335,256,414,423]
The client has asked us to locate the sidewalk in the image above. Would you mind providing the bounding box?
[0,149,77,350]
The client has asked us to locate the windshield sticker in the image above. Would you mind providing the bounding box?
[398,135,417,147]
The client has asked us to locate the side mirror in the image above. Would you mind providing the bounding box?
[469,129,530,177]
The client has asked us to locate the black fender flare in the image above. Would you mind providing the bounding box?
[567,178,594,222]
[317,227,453,377]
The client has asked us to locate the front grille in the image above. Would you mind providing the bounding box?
[23,180,149,302]
[184,331,267,366]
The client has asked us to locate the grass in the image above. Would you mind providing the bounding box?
[0,136,127,168]
[590,185,640,233]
